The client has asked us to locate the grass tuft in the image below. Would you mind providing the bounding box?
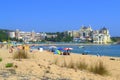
[13,50,29,60]
[89,61,108,75]
[62,57,67,67]
[0,57,2,62]
[76,60,88,70]
[5,63,13,68]
[68,58,75,69]
[54,57,58,65]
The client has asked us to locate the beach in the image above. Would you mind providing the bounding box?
[0,45,120,80]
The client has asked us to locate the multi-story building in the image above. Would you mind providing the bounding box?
[79,26,93,40]
[9,29,47,42]
[66,26,111,44]
[9,32,15,38]
[93,27,111,44]
[9,27,111,44]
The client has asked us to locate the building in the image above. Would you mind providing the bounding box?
[79,26,93,40]
[9,32,15,38]
[12,29,47,42]
[93,27,111,44]
[65,26,111,44]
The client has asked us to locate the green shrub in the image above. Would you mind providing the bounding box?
[90,61,108,75]
[5,63,13,68]
[0,58,2,62]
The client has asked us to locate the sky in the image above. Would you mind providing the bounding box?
[0,0,120,36]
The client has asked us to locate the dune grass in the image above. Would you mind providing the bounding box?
[89,61,108,75]
[76,60,88,70]
[67,58,75,69]
[53,56,108,76]
[54,57,59,65]
[0,57,2,62]
[13,49,29,60]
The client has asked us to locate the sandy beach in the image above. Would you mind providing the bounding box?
[0,45,120,80]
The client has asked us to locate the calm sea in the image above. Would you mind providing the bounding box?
[56,44,120,57]
[35,44,120,57]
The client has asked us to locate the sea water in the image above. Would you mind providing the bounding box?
[36,44,120,57]
[58,44,120,57]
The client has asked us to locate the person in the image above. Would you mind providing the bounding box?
[97,53,100,57]
[9,46,14,53]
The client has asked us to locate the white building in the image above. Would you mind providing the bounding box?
[79,26,93,40]
[93,28,111,44]
[66,26,111,44]
[9,32,15,38]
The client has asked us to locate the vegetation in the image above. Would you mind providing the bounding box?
[0,30,9,42]
[5,63,13,68]
[54,57,59,65]
[53,57,108,76]
[45,32,73,42]
[9,38,23,42]
[67,58,75,68]
[111,37,120,42]
[0,57,2,62]
[63,58,67,67]
[89,61,108,75]
[76,60,88,70]
[13,49,29,60]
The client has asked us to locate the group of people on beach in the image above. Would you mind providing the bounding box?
[8,44,30,54]
[49,47,71,55]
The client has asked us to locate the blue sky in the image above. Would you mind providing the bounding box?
[0,0,120,36]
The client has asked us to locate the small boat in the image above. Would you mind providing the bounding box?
[79,46,84,48]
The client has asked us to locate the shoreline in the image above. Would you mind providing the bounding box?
[71,52,120,59]
[28,43,113,46]
[29,43,120,58]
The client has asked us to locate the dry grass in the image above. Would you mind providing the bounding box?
[53,56,109,76]
[67,58,75,69]
[89,61,108,75]
[53,57,59,65]
[61,57,67,67]
[0,57,2,62]
[13,49,29,60]
[76,60,88,70]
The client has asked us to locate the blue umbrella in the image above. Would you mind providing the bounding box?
[84,50,91,53]
[57,47,63,51]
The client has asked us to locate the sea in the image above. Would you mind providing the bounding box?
[31,44,120,57]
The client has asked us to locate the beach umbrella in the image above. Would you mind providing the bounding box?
[64,48,69,50]
[57,47,63,51]
[84,50,91,53]
[49,46,57,49]
[64,48,73,50]
[69,48,73,50]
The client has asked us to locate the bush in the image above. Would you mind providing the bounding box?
[13,49,28,60]
[5,63,13,68]
[0,57,2,62]
[89,61,108,75]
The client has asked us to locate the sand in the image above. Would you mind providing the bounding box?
[0,45,120,80]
